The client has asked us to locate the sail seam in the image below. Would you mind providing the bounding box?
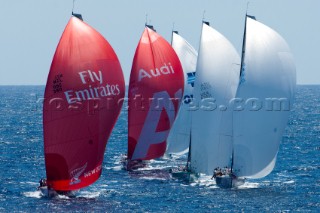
[146,28,157,71]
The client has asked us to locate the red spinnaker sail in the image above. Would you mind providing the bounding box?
[128,27,184,161]
[43,17,125,191]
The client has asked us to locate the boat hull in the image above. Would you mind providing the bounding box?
[126,160,148,171]
[39,187,77,198]
[215,175,245,188]
[170,167,199,183]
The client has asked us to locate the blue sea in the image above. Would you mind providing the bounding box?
[0,85,319,212]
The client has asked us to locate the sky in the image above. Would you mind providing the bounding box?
[0,0,319,85]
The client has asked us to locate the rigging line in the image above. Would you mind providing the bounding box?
[246,1,250,15]
[187,109,193,172]
[145,13,148,26]
[72,0,75,14]
[170,23,175,46]
[202,10,206,22]
[186,92,194,172]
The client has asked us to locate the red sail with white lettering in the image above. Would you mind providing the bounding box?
[128,26,184,161]
[43,17,125,191]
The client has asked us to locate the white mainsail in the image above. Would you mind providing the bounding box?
[233,17,296,178]
[191,23,240,175]
[166,31,198,155]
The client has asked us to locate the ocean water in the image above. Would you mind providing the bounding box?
[0,85,319,212]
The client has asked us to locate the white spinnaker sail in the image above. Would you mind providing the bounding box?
[166,32,198,155]
[191,23,240,175]
[233,17,296,178]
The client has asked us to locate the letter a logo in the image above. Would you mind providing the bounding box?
[131,90,182,160]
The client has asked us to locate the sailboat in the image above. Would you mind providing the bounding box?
[228,15,296,188]
[41,13,125,196]
[190,16,296,188]
[126,24,184,170]
[165,31,198,156]
[190,21,241,186]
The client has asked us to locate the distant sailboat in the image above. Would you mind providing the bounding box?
[190,21,241,183]
[41,14,125,196]
[166,31,198,156]
[127,24,184,169]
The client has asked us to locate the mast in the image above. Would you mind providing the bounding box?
[232,12,256,174]
[171,27,179,46]
[231,97,235,174]
[231,150,234,174]
[239,15,247,79]
[186,129,192,171]
[171,30,178,46]
[232,12,251,174]
[239,14,256,80]
[167,27,198,157]
[233,14,247,172]
[186,87,192,171]
[185,19,206,172]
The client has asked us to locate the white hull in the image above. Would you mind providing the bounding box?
[39,186,58,197]
[39,186,77,198]
[215,175,245,188]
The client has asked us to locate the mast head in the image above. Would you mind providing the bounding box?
[72,12,83,21]
[246,14,256,20]
[172,30,179,34]
[203,21,210,26]
[145,24,156,32]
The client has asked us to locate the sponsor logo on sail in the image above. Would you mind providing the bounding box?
[70,163,87,185]
[64,70,121,104]
[138,63,175,82]
[187,72,196,87]
[131,89,182,160]
[84,165,102,178]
